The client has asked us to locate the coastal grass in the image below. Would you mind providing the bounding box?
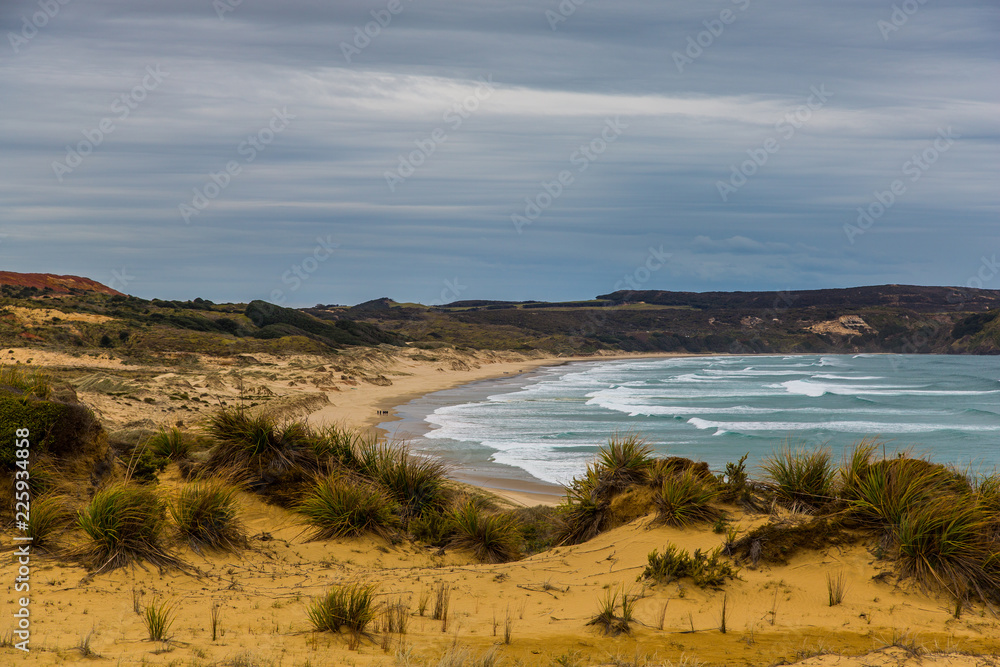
[297,474,397,539]
[0,364,52,399]
[586,586,634,636]
[146,426,190,460]
[557,464,609,545]
[307,583,378,635]
[652,468,722,527]
[77,483,177,573]
[170,480,246,552]
[360,442,450,521]
[142,599,174,642]
[205,407,319,486]
[762,446,836,508]
[25,493,72,551]
[827,571,847,606]
[448,500,521,563]
[641,545,737,588]
[596,432,654,490]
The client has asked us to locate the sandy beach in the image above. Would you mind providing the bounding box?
[4,345,1000,666]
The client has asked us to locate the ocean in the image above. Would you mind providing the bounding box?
[379,354,1000,489]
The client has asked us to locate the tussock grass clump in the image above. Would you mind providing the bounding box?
[146,427,190,460]
[0,365,52,399]
[586,586,636,636]
[25,493,72,551]
[308,583,379,635]
[448,501,521,563]
[557,464,611,545]
[205,408,318,490]
[641,544,738,588]
[142,599,174,642]
[297,475,397,539]
[170,480,246,552]
[763,446,836,508]
[894,496,1000,605]
[596,432,654,490]
[827,571,847,606]
[358,443,449,520]
[77,484,177,573]
[653,468,722,527]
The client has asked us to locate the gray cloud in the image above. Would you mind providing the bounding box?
[1,0,997,304]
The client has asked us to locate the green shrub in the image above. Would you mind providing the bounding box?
[641,545,738,589]
[307,583,379,634]
[297,475,397,539]
[170,480,246,552]
[448,501,521,563]
[653,468,721,527]
[129,448,168,484]
[762,446,835,507]
[77,484,176,573]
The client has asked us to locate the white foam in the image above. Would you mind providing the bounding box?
[686,418,1000,434]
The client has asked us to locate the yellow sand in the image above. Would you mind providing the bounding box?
[2,346,998,665]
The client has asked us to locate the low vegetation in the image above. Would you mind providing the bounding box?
[170,480,246,552]
[307,583,379,635]
[77,484,177,573]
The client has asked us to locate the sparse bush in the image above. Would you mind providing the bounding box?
[653,468,721,527]
[78,484,176,573]
[170,480,246,552]
[297,475,397,539]
[308,583,378,634]
[410,509,456,547]
[360,443,449,520]
[448,501,521,563]
[763,446,835,508]
[586,586,635,636]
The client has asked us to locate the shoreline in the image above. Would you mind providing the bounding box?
[305,349,702,506]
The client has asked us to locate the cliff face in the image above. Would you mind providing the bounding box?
[0,271,123,296]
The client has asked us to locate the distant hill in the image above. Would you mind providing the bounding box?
[0,271,123,296]
[597,285,1000,312]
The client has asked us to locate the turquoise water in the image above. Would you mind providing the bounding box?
[383,355,1000,487]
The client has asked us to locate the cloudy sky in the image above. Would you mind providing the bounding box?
[1,0,997,306]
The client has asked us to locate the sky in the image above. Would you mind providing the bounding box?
[1,0,997,307]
